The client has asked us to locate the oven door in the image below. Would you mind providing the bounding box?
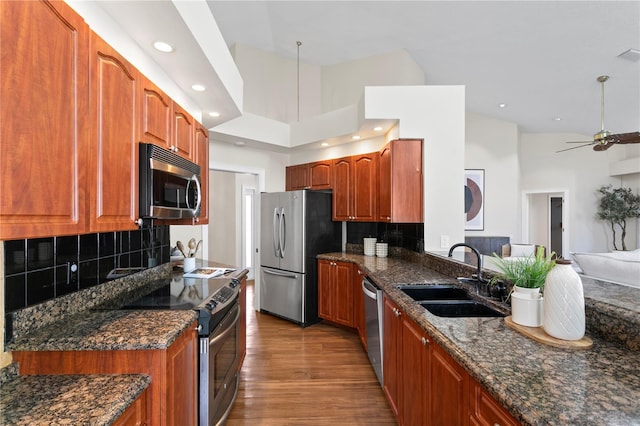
[199,302,240,426]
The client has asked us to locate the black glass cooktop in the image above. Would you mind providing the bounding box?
[118,277,229,311]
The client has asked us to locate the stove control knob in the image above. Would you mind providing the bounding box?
[229,279,239,288]
[206,300,218,310]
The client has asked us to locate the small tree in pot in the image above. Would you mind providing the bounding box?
[596,185,640,251]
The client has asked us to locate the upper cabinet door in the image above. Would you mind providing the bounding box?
[352,153,377,221]
[194,122,209,224]
[140,74,172,148]
[285,164,309,191]
[172,102,194,160]
[308,161,332,190]
[89,33,139,232]
[332,157,352,221]
[0,0,90,239]
[378,139,423,223]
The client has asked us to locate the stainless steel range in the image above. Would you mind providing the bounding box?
[118,275,241,426]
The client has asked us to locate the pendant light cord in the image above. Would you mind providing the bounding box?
[297,41,301,122]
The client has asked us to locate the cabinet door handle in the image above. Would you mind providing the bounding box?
[421,337,429,346]
[393,308,401,317]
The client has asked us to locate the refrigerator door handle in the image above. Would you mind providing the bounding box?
[263,268,298,279]
[272,208,280,257]
[279,207,286,258]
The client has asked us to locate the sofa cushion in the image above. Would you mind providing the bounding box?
[510,244,536,258]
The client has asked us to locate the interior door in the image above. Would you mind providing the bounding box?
[550,196,563,256]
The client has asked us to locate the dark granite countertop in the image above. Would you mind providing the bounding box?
[6,309,197,352]
[0,370,150,425]
[319,252,640,426]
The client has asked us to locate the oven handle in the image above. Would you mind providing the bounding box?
[208,304,240,346]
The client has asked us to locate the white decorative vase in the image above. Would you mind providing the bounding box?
[543,259,585,340]
[511,286,543,327]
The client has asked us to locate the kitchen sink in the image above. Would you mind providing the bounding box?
[398,285,471,301]
[398,284,505,318]
[419,300,506,318]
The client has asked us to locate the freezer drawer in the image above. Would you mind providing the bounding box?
[260,267,306,324]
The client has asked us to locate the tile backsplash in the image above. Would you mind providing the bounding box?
[347,222,424,252]
[3,225,170,313]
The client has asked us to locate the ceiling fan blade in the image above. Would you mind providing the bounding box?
[593,142,614,151]
[610,131,640,144]
[556,143,595,153]
[565,140,594,144]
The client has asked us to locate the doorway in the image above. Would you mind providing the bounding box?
[522,190,569,259]
[242,185,257,279]
[549,196,563,256]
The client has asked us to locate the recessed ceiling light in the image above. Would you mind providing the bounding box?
[553,117,562,121]
[191,84,206,92]
[373,126,383,132]
[153,41,174,53]
[321,142,329,147]
[209,112,220,118]
[234,141,246,146]
[498,103,507,108]
[352,135,361,140]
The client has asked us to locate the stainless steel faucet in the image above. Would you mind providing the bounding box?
[448,243,483,283]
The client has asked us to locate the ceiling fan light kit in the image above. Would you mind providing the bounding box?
[557,75,640,153]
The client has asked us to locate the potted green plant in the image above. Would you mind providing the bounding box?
[596,184,640,251]
[490,246,556,327]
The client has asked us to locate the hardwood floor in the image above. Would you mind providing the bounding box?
[227,280,396,425]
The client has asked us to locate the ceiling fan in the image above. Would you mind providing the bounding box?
[557,75,640,153]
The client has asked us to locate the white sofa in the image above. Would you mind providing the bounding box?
[571,249,640,288]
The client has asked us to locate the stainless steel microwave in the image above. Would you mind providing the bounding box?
[139,143,201,219]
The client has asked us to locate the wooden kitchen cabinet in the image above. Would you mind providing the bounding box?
[318,259,354,327]
[354,266,367,350]
[89,33,139,232]
[309,160,333,189]
[378,138,423,223]
[172,102,195,161]
[285,163,309,191]
[402,313,431,426]
[332,153,377,221]
[430,338,470,426]
[382,295,402,418]
[285,160,333,191]
[140,74,172,149]
[113,387,149,426]
[470,378,520,426]
[194,122,209,224]
[13,321,199,426]
[0,0,90,240]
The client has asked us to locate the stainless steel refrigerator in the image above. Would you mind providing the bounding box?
[260,190,341,327]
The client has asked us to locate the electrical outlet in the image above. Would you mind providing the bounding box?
[440,235,450,249]
[67,261,78,285]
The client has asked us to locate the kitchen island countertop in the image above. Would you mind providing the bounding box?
[0,369,150,426]
[318,252,640,426]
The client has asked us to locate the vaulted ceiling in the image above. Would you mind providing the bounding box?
[96,1,639,143]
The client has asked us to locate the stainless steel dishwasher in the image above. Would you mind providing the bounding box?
[362,276,383,386]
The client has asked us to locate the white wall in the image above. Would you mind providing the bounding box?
[520,133,639,252]
[465,112,520,241]
[365,85,466,251]
[321,50,425,113]
[231,44,322,123]
[209,171,237,265]
[210,142,289,193]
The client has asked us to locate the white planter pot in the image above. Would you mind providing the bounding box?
[511,292,544,327]
[543,260,585,340]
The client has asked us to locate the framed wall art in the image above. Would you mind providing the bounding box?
[465,169,484,231]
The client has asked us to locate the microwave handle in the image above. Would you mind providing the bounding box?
[186,174,202,213]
